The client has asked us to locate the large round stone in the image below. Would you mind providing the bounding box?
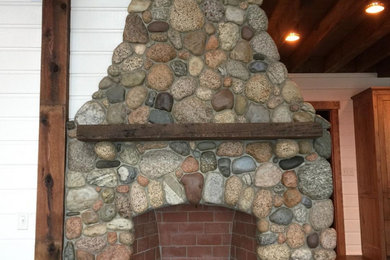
[181,173,204,205]
[200,151,217,173]
[291,248,312,260]
[68,140,96,172]
[230,40,252,63]
[202,0,225,22]
[252,189,273,218]
[310,200,334,231]
[205,50,227,69]
[86,169,118,187]
[188,56,204,76]
[211,89,234,112]
[282,80,303,104]
[126,86,148,109]
[255,163,282,188]
[225,6,245,25]
[250,32,280,61]
[286,223,305,248]
[200,69,222,90]
[148,64,174,91]
[183,31,207,56]
[246,142,273,163]
[146,43,176,62]
[65,217,82,239]
[75,101,106,125]
[272,104,292,123]
[130,183,148,214]
[224,176,243,206]
[170,0,205,32]
[203,172,224,204]
[269,207,293,225]
[267,62,288,85]
[238,187,254,212]
[218,22,239,51]
[314,130,332,159]
[119,144,140,165]
[232,156,256,174]
[75,236,106,254]
[123,14,149,43]
[320,228,337,249]
[112,42,133,64]
[298,158,333,200]
[139,150,182,179]
[257,244,290,260]
[245,74,273,103]
[313,249,336,260]
[247,5,268,32]
[121,70,146,87]
[66,187,99,211]
[275,139,299,158]
[171,76,197,100]
[172,96,214,123]
[226,60,250,80]
[307,232,320,248]
[246,103,270,123]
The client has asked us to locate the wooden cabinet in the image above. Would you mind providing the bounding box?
[352,87,390,260]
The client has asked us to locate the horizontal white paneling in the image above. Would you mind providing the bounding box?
[0,94,39,117]
[0,28,41,48]
[0,141,38,165]
[70,52,111,74]
[70,74,104,96]
[0,239,35,260]
[0,190,37,213]
[72,0,128,8]
[0,118,39,141]
[0,165,37,189]
[0,49,40,71]
[0,72,40,94]
[71,9,127,30]
[71,30,122,52]
[0,213,36,239]
[69,96,90,119]
[0,5,41,25]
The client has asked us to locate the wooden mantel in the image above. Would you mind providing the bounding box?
[76,122,323,142]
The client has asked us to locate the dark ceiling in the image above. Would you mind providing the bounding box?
[261,0,390,77]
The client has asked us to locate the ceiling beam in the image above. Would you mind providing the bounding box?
[287,0,366,72]
[354,34,390,72]
[377,57,390,78]
[324,9,390,73]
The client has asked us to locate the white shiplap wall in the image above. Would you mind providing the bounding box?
[1,0,390,258]
[0,0,41,259]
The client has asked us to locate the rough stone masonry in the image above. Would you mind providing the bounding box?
[64,0,335,259]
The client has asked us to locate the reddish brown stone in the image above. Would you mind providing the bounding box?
[282,171,298,188]
[137,175,149,186]
[178,50,190,60]
[224,77,232,87]
[283,189,302,208]
[107,232,118,245]
[116,185,129,193]
[183,31,207,56]
[148,21,169,32]
[155,92,174,112]
[306,152,319,161]
[93,200,103,211]
[212,89,234,112]
[96,244,132,260]
[181,172,204,205]
[76,250,94,260]
[123,14,149,43]
[205,49,227,69]
[65,217,82,239]
[205,35,219,50]
[96,187,102,192]
[146,43,176,62]
[181,156,199,173]
[175,168,184,179]
[274,195,284,207]
[278,233,287,244]
[241,26,254,41]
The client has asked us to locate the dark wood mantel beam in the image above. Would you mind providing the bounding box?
[35,0,70,259]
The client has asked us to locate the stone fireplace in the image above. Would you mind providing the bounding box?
[63,0,336,259]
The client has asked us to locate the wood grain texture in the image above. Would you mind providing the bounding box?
[35,0,70,259]
[76,122,323,142]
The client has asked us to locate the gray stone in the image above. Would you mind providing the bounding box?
[151,7,170,20]
[275,139,299,158]
[163,174,186,205]
[226,60,250,80]
[310,200,334,231]
[251,32,280,61]
[172,96,214,123]
[95,160,120,169]
[126,86,148,109]
[298,158,333,200]
[247,5,268,32]
[267,62,288,85]
[292,204,307,223]
[106,103,127,124]
[249,61,268,73]
[225,6,245,25]
[301,196,312,208]
[119,144,140,165]
[139,150,182,179]
[170,60,187,76]
[269,207,293,225]
[149,109,174,124]
[273,183,287,194]
[99,76,115,89]
[168,29,182,49]
[291,248,312,260]
[87,169,118,187]
[254,162,282,187]
[279,156,304,170]
[232,156,256,174]
[271,104,292,122]
[99,204,116,222]
[170,141,190,156]
[315,115,331,129]
[68,140,96,173]
[64,241,75,260]
[170,0,205,32]
[197,141,216,150]
[117,165,138,184]
[121,55,143,72]
[75,101,106,125]
[218,22,240,51]
[145,91,157,107]
[313,249,336,260]
[202,0,225,22]
[307,232,320,248]
[171,76,197,100]
[200,151,217,173]
[66,187,99,211]
[246,103,270,123]
[121,70,146,87]
[155,92,174,112]
[314,130,332,159]
[112,42,133,64]
[257,233,278,246]
[320,228,337,249]
[203,172,224,204]
[218,158,231,177]
[92,90,106,100]
[257,244,290,260]
[66,171,85,188]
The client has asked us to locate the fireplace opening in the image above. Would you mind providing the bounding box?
[132,204,257,260]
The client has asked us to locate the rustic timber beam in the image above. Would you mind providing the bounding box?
[76,122,323,142]
[354,34,390,72]
[287,0,366,72]
[35,0,70,259]
[324,8,390,73]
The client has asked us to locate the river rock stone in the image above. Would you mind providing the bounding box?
[170,0,205,31]
[148,21,169,32]
[170,141,190,156]
[68,140,96,173]
[247,5,268,31]
[267,62,288,85]
[246,103,270,123]
[107,218,134,230]
[87,169,118,187]
[310,200,334,230]
[96,244,132,260]
[75,236,106,254]
[241,26,254,41]
[275,140,299,158]
[81,210,99,225]
[320,228,337,249]
[226,6,245,24]
[128,0,151,12]
[313,249,336,260]
[121,55,143,72]
[66,217,82,239]
[301,196,312,209]
[181,172,204,204]
[282,80,303,104]
[106,103,127,124]
[123,14,149,43]
[188,56,204,76]
[238,186,254,212]
[257,233,278,246]
[234,95,247,115]
[139,150,181,179]
[196,86,213,101]
[246,142,273,163]
[200,69,222,90]
[121,70,146,88]
[203,172,224,204]
[255,162,282,187]
[119,232,135,245]
[198,141,216,150]
[64,242,75,260]
[168,29,182,49]
[101,188,115,203]
[155,92,174,112]
[66,171,85,188]
[279,156,304,170]
[66,187,99,211]
[130,183,148,214]
[119,144,140,165]
[172,96,214,123]
[171,76,197,100]
[282,170,297,188]
[218,158,231,177]
[293,204,308,223]
[267,96,284,109]
[315,115,331,129]
[307,232,320,248]
[147,64,174,91]
[252,189,273,218]
[148,180,164,208]
[147,43,176,62]
[96,160,120,168]
[283,189,301,208]
[202,0,225,22]
[269,207,293,225]
[232,156,256,174]
[257,243,290,260]
[106,86,125,104]
[224,176,242,206]
[214,110,236,123]
[271,104,291,123]
[83,224,107,237]
[149,109,174,124]
[95,142,116,161]
[75,101,106,125]
[245,74,272,103]
[249,61,268,73]
[170,60,187,76]
[218,22,239,51]
[181,156,199,172]
[217,141,243,157]
[163,174,186,205]
[183,31,206,56]
[128,106,150,124]
[286,223,305,248]
[205,49,227,69]
[291,248,312,260]
[314,130,332,159]
[298,158,333,199]
[230,40,252,63]
[251,32,280,61]
[200,151,217,173]
[226,60,250,80]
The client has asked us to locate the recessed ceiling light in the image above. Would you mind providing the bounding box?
[285,32,300,42]
[365,1,385,14]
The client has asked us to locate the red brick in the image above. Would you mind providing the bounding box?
[196,234,222,245]
[188,211,214,222]
[205,223,231,233]
[187,246,212,257]
[171,234,197,245]
[163,212,188,222]
[178,223,204,233]
[144,223,158,235]
[235,247,247,260]
[137,237,149,252]
[159,233,171,246]
[159,223,179,233]
[162,247,186,257]
[213,246,230,257]
[149,234,159,248]
[247,251,258,260]
[144,248,156,259]
[132,252,144,260]
[214,211,234,221]
[222,234,232,245]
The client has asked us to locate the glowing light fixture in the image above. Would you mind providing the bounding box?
[365,1,385,14]
[285,32,300,42]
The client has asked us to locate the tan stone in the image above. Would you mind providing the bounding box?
[224,176,243,206]
[147,64,174,91]
[65,217,82,239]
[217,141,244,157]
[181,156,199,172]
[128,106,150,124]
[205,50,227,69]
[252,189,273,218]
[257,219,269,233]
[286,223,305,248]
[246,142,273,163]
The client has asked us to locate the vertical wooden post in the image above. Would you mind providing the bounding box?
[35,0,70,259]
